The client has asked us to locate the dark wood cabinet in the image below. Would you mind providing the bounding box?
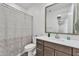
[36,39,78,56]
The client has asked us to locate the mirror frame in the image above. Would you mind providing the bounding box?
[45,3,79,35]
[73,3,79,35]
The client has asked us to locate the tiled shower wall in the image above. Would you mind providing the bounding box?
[0,4,32,56]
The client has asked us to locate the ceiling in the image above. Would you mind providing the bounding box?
[16,3,47,10]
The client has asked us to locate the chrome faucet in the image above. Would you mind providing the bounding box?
[67,36,71,40]
[55,34,60,39]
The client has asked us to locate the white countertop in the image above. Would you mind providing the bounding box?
[35,36,79,49]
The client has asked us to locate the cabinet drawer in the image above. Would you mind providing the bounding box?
[44,41,56,49]
[44,41,72,55]
[55,50,71,56]
[37,39,43,45]
[73,48,79,56]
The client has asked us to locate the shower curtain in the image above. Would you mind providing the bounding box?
[0,4,33,56]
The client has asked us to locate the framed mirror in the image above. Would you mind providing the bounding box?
[45,3,74,34]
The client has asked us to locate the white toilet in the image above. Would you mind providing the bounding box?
[24,37,36,56]
[24,43,36,56]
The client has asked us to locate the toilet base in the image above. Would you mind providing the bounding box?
[28,49,36,56]
[28,52,33,56]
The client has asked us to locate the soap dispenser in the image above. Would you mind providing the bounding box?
[48,33,50,37]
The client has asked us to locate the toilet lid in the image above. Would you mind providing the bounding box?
[25,43,36,49]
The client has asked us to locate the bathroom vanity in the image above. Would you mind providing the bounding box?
[35,3,79,56]
[36,36,79,56]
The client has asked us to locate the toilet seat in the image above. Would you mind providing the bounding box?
[24,43,36,52]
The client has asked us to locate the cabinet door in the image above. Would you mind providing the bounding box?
[36,40,44,56]
[36,44,43,56]
[44,46,54,56]
[73,48,79,56]
[55,50,71,56]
